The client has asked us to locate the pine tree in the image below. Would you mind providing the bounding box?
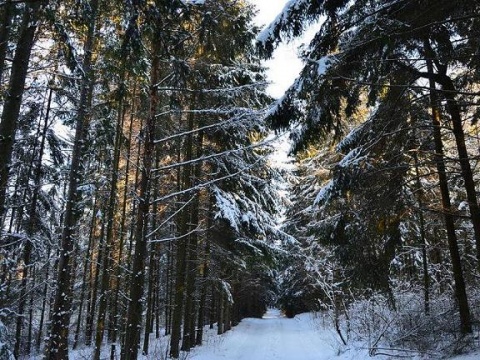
[258,0,479,334]
[47,1,100,358]
[0,0,48,223]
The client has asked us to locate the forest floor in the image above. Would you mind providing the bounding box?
[189,308,338,360]
[65,309,480,359]
[187,309,480,360]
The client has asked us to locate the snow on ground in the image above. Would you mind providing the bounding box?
[450,352,480,360]
[63,309,480,359]
[189,309,374,360]
[189,309,480,360]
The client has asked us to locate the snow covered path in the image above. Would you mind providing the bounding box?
[190,309,337,360]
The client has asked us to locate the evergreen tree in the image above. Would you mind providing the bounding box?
[0,0,48,224]
[258,0,479,335]
[47,0,101,358]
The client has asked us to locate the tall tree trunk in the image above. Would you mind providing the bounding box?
[196,199,212,346]
[142,145,162,355]
[181,129,203,351]
[164,240,174,336]
[36,246,51,352]
[170,105,197,358]
[120,39,159,360]
[155,246,162,339]
[93,70,129,360]
[85,205,106,346]
[26,265,35,355]
[109,83,137,360]
[142,238,157,355]
[169,205,188,358]
[46,0,99,357]
[81,199,101,347]
[426,55,471,334]
[0,0,14,85]
[181,216,198,352]
[209,286,216,329]
[422,40,480,265]
[14,74,54,358]
[195,249,208,346]
[119,108,144,350]
[73,199,98,350]
[441,77,480,264]
[0,0,46,222]
[412,151,430,315]
[217,292,224,335]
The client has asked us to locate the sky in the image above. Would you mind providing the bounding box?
[251,0,318,98]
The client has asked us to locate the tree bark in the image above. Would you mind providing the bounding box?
[181,130,203,352]
[108,83,137,358]
[85,202,106,347]
[120,39,159,360]
[169,206,188,358]
[0,1,45,222]
[426,55,471,334]
[93,66,129,360]
[73,199,97,350]
[0,0,14,86]
[46,0,99,357]
[441,77,480,264]
[413,151,430,315]
[170,104,198,357]
[36,246,51,352]
[196,201,212,345]
[217,293,224,335]
[14,73,53,358]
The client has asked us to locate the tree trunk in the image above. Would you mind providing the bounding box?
[170,103,198,357]
[109,82,137,353]
[142,144,162,355]
[441,77,480,264]
[26,265,35,355]
[46,1,99,357]
[119,108,144,351]
[196,204,212,346]
[141,240,157,355]
[120,39,159,360]
[14,73,53,358]
[93,67,129,360]
[217,293,224,335]
[73,199,97,350]
[164,240,174,336]
[0,0,14,85]
[36,246,51,352]
[413,151,430,315]
[426,55,471,334]
[86,208,106,347]
[169,215,188,358]
[0,1,46,222]
[224,297,231,332]
[181,129,203,352]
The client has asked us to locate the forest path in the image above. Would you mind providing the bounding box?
[190,309,336,360]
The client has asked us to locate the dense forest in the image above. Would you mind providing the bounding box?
[0,0,480,359]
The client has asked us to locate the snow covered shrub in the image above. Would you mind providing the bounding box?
[333,285,479,358]
[0,320,14,360]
